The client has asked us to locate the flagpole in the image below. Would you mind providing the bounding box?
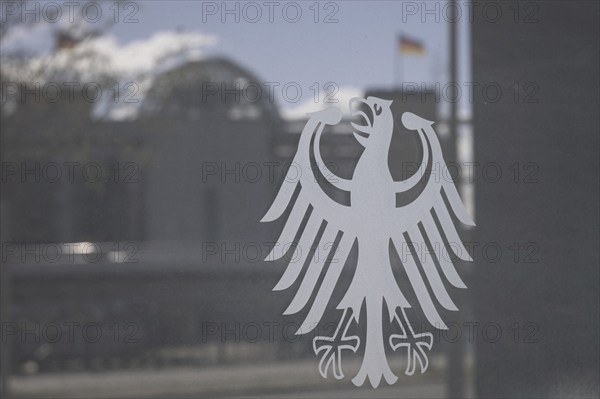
[447,1,465,397]
[398,50,403,88]
[394,36,398,87]
[395,34,403,88]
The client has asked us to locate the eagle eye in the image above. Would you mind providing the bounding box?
[374,103,382,116]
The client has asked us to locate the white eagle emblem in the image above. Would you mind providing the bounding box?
[261,97,475,387]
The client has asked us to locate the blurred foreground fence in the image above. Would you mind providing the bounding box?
[5,247,301,374]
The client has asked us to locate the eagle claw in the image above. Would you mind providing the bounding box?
[312,309,359,379]
[389,309,434,375]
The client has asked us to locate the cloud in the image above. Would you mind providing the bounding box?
[281,86,364,121]
[86,31,219,76]
[89,31,218,121]
[0,23,56,57]
[1,28,219,120]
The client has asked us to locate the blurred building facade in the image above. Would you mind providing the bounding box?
[2,55,458,382]
[1,57,281,245]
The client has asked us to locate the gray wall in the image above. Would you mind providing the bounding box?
[472,1,599,397]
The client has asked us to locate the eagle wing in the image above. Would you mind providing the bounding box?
[261,108,357,335]
[387,112,475,330]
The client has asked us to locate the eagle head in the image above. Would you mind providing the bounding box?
[350,96,394,147]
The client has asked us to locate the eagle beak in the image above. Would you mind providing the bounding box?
[350,97,373,147]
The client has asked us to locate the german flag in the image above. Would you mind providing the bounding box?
[398,35,425,55]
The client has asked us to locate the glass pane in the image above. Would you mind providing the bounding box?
[1,1,598,398]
